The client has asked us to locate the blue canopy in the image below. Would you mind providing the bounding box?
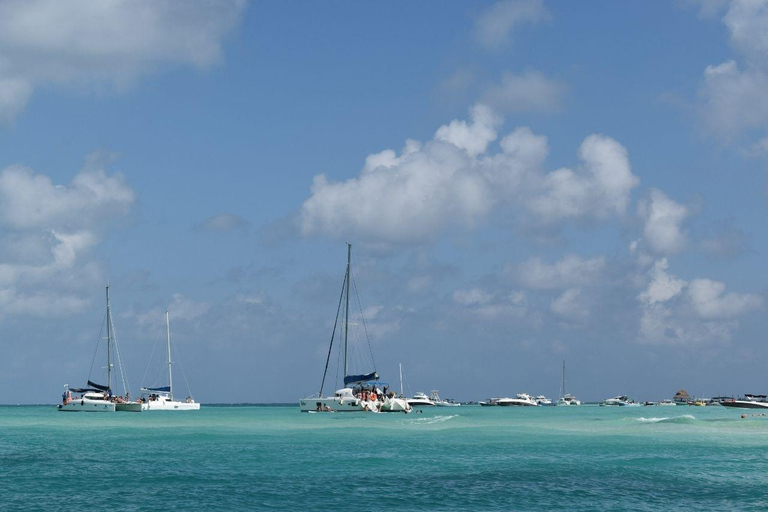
[142,386,171,393]
[344,372,379,386]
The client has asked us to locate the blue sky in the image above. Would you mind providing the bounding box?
[1,0,768,404]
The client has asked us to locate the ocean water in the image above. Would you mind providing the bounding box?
[2,404,767,511]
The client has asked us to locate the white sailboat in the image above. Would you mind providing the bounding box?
[556,360,581,406]
[299,244,411,413]
[139,311,200,411]
[59,285,139,412]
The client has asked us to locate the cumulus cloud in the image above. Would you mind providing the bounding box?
[453,287,528,320]
[637,257,763,344]
[474,0,550,49]
[512,255,605,290]
[551,288,588,320]
[528,134,639,223]
[637,189,689,255]
[0,0,245,122]
[482,70,566,113]
[696,1,768,143]
[299,104,639,245]
[0,156,134,318]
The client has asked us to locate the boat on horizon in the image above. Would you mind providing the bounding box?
[407,391,435,407]
[58,286,141,412]
[139,311,200,411]
[720,394,768,409]
[556,360,581,406]
[430,390,461,407]
[600,395,640,406]
[299,244,411,413]
[497,393,538,406]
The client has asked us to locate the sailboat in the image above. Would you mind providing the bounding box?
[59,285,140,412]
[139,311,200,411]
[299,244,411,413]
[556,360,581,406]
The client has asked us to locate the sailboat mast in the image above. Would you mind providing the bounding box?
[166,311,173,400]
[106,285,112,393]
[344,243,351,379]
[399,363,403,396]
[562,360,566,397]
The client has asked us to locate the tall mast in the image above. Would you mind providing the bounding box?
[166,311,173,400]
[344,243,351,378]
[106,285,112,393]
[562,360,566,398]
[399,363,403,397]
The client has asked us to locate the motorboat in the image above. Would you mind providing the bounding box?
[299,245,411,413]
[497,393,538,406]
[58,286,141,412]
[479,398,500,406]
[656,399,676,406]
[408,392,435,407]
[556,361,581,406]
[600,395,640,406]
[720,394,768,409]
[430,390,461,407]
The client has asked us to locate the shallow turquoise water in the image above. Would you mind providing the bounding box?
[1,405,767,511]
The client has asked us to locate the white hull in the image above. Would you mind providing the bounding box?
[143,398,201,411]
[115,402,145,412]
[300,395,410,413]
[58,398,116,412]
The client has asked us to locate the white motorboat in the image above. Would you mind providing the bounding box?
[299,245,411,413]
[656,399,676,406]
[536,395,552,406]
[408,392,435,407]
[556,360,581,406]
[600,395,640,406]
[139,311,200,411]
[59,286,141,412]
[479,398,500,406]
[720,394,768,409]
[497,393,538,406]
[430,390,461,407]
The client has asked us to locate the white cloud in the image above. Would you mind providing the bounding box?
[0,156,134,318]
[637,189,689,255]
[453,287,528,320]
[723,0,768,67]
[453,288,493,306]
[638,259,686,305]
[300,105,639,245]
[482,70,566,113]
[0,0,245,122]
[513,255,605,290]
[688,278,763,319]
[551,288,588,320]
[474,0,550,49]
[528,134,639,223]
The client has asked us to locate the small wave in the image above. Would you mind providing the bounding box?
[636,415,695,424]
[410,414,459,425]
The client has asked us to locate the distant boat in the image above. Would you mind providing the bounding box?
[58,286,140,412]
[657,399,676,406]
[299,244,411,413]
[497,393,538,406]
[601,395,640,406]
[556,360,581,406]
[139,311,200,411]
[479,398,500,406]
[430,390,461,407]
[535,395,553,406]
[720,394,768,409]
[408,392,435,407]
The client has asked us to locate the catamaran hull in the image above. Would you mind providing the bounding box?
[58,400,116,412]
[300,397,410,413]
[115,402,145,412]
[143,400,200,411]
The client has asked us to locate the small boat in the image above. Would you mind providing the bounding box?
[299,245,411,413]
[408,392,435,407]
[430,390,461,407]
[720,394,768,409]
[600,395,640,406]
[497,393,538,406]
[687,399,707,407]
[139,311,200,411]
[58,286,140,412]
[535,395,553,406]
[556,361,581,406]
[479,398,500,406]
[656,399,676,406]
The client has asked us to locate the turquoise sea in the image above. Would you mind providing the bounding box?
[2,404,767,511]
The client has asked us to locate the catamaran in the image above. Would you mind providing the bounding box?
[139,311,200,411]
[58,285,141,412]
[556,360,581,406]
[299,244,411,413]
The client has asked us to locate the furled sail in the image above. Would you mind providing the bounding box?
[87,380,110,392]
[141,386,171,393]
[344,372,379,387]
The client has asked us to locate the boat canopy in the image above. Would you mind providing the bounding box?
[69,387,103,393]
[344,372,379,386]
[141,386,171,393]
[87,380,110,392]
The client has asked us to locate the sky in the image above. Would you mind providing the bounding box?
[1,0,768,404]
